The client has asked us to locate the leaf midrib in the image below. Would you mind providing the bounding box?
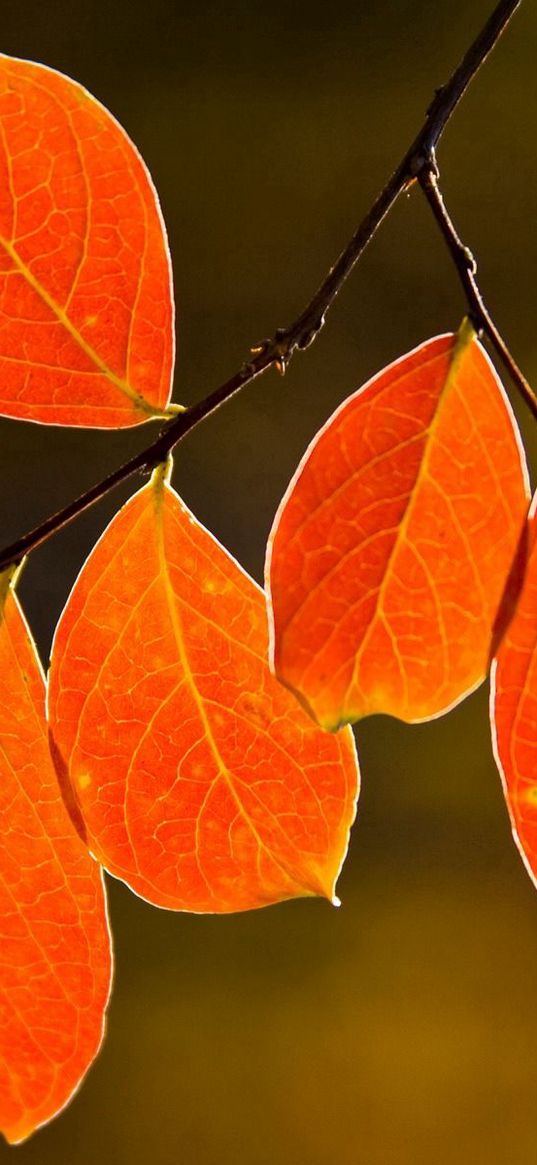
[153,480,314,898]
[345,329,482,719]
[0,234,160,416]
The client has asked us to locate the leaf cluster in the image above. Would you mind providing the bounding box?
[0,41,535,1144]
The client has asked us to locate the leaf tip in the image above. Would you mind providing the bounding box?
[300,858,346,909]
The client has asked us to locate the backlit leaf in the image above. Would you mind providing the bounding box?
[47,465,359,913]
[0,572,112,1144]
[491,497,537,888]
[266,324,529,729]
[0,55,174,427]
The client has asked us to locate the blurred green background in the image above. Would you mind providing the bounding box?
[1,1,537,1162]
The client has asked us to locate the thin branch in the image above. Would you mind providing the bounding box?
[418,157,537,422]
[0,0,524,573]
[275,0,523,361]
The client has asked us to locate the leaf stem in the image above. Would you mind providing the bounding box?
[0,0,525,572]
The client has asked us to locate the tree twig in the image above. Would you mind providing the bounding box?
[0,0,525,572]
[418,155,537,421]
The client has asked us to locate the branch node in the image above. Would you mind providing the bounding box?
[0,0,526,572]
[409,145,439,181]
[296,315,325,350]
[241,357,259,377]
[408,153,426,179]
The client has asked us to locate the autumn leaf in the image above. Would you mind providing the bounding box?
[266,322,529,729]
[491,496,537,888]
[47,465,358,914]
[0,570,112,1145]
[0,55,174,427]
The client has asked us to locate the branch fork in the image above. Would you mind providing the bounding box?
[0,0,530,575]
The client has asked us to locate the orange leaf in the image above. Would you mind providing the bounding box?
[0,571,112,1144]
[266,324,529,729]
[46,463,356,908]
[0,55,174,427]
[47,466,359,913]
[491,496,537,888]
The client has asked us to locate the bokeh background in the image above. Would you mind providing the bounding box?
[1,1,537,1162]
